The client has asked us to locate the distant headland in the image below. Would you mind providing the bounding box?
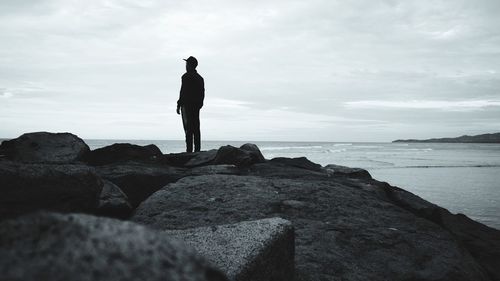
[393,132,500,143]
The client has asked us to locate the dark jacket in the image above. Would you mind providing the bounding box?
[177,70,204,108]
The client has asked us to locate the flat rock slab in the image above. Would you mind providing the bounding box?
[166,218,294,281]
[0,212,227,281]
[133,174,490,281]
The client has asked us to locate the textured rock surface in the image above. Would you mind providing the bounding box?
[95,163,186,207]
[324,164,372,179]
[0,161,102,220]
[213,145,266,167]
[269,157,322,172]
[166,218,294,281]
[83,143,162,165]
[133,174,490,281]
[185,149,218,167]
[380,182,500,281]
[0,212,227,281]
[97,180,133,219]
[0,132,89,163]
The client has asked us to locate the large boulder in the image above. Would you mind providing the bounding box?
[0,212,227,281]
[269,157,322,172]
[324,164,372,180]
[213,145,265,167]
[166,218,294,281]
[0,161,102,220]
[0,132,89,163]
[95,163,186,207]
[185,149,218,167]
[97,180,133,219]
[83,143,162,166]
[379,182,500,281]
[133,174,490,281]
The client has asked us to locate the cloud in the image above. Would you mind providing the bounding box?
[343,100,500,111]
[1,0,500,140]
[0,91,13,98]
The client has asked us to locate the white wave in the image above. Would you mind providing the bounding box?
[396,148,433,151]
[260,145,323,151]
[333,143,352,146]
[328,149,347,153]
[353,145,381,149]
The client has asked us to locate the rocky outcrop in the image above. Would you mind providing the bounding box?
[95,163,186,207]
[83,143,162,165]
[325,164,372,179]
[185,149,218,167]
[0,161,102,220]
[166,218,294,281]
[97,180,133,219]
[132,174,490,281]
[269,157,323,172]
[0,212,227,281]
[3,131,500,281]
[213,145,266,167]
[379,182,500,281]
[0,132,89,163]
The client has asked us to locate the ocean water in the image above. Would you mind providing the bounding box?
[83,140,500,230]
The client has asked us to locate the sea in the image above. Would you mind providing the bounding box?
[3,137,499,230]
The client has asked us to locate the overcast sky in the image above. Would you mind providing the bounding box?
[1,0,499,142]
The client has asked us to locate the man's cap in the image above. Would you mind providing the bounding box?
[183,56,198,67]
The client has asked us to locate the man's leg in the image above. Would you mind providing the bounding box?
[181,106,193,153]
[193,106,201,152]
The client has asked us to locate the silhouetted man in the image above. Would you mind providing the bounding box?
[176,56,205,152]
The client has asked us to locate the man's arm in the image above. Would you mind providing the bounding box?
[176,75,185,114]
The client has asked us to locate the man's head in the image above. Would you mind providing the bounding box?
[184,56,198,72]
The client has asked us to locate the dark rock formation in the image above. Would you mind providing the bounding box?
[393,132,500,143]
[269,157,322,172]
[325,164,372,179]
[185,149,218,167]
[132,174,490,281]
[83,143,162,165]
[239,143,266,162]
[0,212,227,281]
[97,180,133,219]
[95,163,186,207]
[166,218,294,281]
[379,182,500,281]
[213,145,266,167]
[0,132,89,163]
[3,131,499,281]
[187,164,240,176]
[0,161,102,220]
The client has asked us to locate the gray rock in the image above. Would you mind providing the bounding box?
[246,162,329,180]
[83,143,162,166]
[213,145,265,167]
[133,174,489,281]
[0,212,227,281]
[96,163,186,207]
[0,161,102,220]
[0,132,89,163]
[185,149,218,167]
[97,180,133,219]
[239,143,266,162]
[166,218,294,281]
[324,164,372,179]
[269,157,322,172]
[379,182,500,280]
[187,164,240,176]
